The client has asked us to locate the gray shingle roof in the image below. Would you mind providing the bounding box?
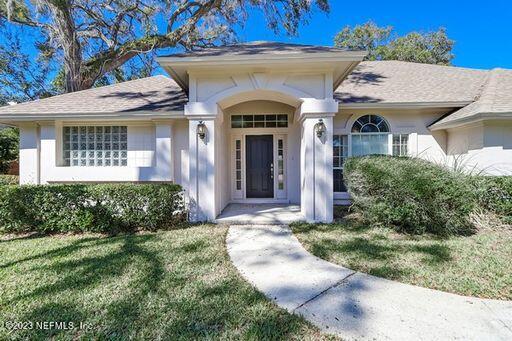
[336,61,489,104]
[431,68,512,127]
[0,75,187,115]
[0,55,511,129]
[162,41,355,58]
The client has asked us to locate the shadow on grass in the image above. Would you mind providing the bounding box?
[2,229,317,340]
[0,236,112,269]
[292,219,453,281]
[0,232,45,243]
[8,233,163,339]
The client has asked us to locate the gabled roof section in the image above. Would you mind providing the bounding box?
[336,61,488,107]
[157,41,367,92]
[0,75,187,119]
[430,68,512,129]
[161,41,357,58]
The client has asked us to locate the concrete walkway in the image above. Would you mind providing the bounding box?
[215,204,304,224]
[226,225,512,340]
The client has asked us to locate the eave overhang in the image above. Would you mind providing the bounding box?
[339,101,473,110]
[0,110,185,125]
[429,112,512,130]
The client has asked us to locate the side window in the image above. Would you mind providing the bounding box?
[392,134,409,156]
[63,126,128,167]
[333,135,348,192]
[235,139,242,190]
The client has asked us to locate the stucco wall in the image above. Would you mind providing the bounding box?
[19,124,40,185]
[189,71,333,109]
[214,112,231,215]
[19,122,175,184]
[287,119,301,204]
[128,126,155,167]
[172,119,189,186]
[223,100,297,116]
[447,120,512,175]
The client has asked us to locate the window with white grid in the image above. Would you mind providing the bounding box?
[392,134,409,156]
[235,139,242,190]
[333,135,348,192]
[63,126,128,167]
[277,138,285,190]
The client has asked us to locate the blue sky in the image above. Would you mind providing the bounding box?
[234,0,512,70]
[4,0,512,84]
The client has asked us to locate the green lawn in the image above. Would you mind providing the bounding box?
[292,209,512,300]
[0,225,330,340]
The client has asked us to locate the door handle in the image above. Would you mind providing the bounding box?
[270,163,274,179]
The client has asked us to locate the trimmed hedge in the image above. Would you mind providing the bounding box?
[0,175,18,185]
[344,156,478,236]
[0,184,186,234]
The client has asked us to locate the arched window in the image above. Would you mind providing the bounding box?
[351,115,390,156]
[351,114,390,133]
[333,114,410,193]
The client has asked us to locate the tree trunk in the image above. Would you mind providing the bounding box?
[48,1,83,92]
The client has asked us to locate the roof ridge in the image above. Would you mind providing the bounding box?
[473,71,495,102]
[224,40,315,46]
[483,68,504,111]
[361,60,491,72]
[490,67,512,72]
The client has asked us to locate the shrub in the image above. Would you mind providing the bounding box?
[344,156,477,236]
[0,184,186,234]
[0,127,18,174]
[0,175,19,185]
[471,176,512,224]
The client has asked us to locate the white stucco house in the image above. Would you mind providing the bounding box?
[0,41,511,223]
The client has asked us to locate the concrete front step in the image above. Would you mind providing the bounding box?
[215,203,305,225]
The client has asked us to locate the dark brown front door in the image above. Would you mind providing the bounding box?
[246,135,274,198]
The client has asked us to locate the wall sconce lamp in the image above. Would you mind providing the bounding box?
[196,121,207,140]
[314,119,326,138]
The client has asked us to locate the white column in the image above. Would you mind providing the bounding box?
[19,124,40,184]
[39,124,57,184]
[300,116,334,223]
[155,124,173,180]
[188,118,216,222]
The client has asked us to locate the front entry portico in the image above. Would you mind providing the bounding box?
[158,47,366,223]
[185,98,336,223]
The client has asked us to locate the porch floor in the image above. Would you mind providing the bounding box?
[215,204,304,225]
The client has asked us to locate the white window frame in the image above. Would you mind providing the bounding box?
[275,134,287,199]
[333,135,348,193]
[62,125,128,167]
[231,114,289,129]
[230,131,288,202]
[334,115,410,194]
[350,132,391,157]
[392,133,409,156]
[231,135,245,199]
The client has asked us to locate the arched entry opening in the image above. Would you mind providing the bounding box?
[215,95,302,215]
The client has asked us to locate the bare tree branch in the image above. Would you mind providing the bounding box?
[1,0,329,93]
